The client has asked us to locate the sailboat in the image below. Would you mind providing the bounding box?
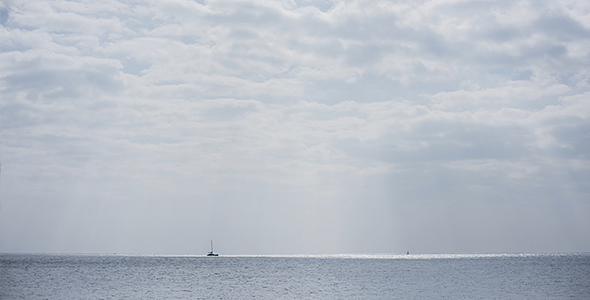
[207,240,219,256]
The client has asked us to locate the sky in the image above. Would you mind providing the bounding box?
[1,0,589,255]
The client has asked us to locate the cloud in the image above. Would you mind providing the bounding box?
[1,0,589,254]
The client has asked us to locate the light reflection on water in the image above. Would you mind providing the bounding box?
[217,252,577,259]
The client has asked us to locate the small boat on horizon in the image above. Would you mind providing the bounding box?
[207,240,219,256]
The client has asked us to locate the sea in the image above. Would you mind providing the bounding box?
[1,253,589,299]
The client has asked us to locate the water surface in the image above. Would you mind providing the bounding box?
[1,253,589,299]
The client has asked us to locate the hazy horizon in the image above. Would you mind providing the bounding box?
[1,0,589,255]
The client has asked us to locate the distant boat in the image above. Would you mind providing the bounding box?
[207,240,219,256]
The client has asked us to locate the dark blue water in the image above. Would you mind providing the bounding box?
[1,253,589,299]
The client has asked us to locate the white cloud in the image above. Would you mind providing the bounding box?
[1,0,589,254]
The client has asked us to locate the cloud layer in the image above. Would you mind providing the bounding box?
[1,0,590,254]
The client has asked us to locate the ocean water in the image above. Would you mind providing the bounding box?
[1,253,589,299]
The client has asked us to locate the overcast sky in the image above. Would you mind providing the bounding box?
[1,0,589,255]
